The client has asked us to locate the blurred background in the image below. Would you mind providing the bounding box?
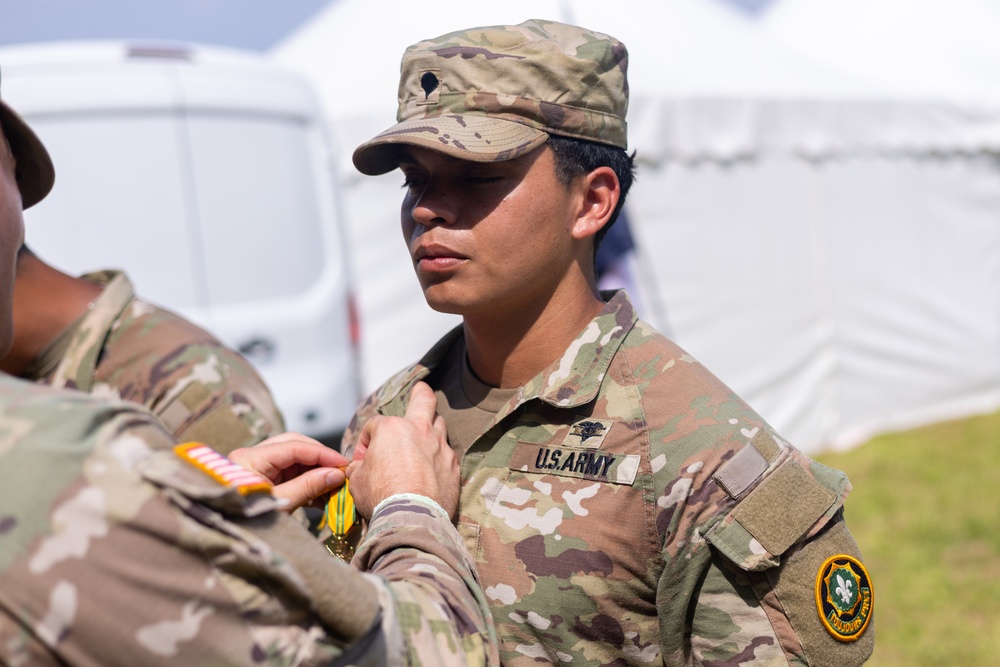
[2,0,999,663]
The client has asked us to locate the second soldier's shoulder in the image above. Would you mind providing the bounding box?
[0,374,174,476]
[107,295,272,394]
[0,373,155,428]
[113,295,217,345]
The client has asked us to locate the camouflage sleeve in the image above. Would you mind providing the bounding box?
[354,495,499,667]
[0,381,496,666]
[152,339,288,454]
[0,388,345,666]
[659,431,874,666]
[693,514,873,667]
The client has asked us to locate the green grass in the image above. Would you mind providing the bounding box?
[815,409,1000,666]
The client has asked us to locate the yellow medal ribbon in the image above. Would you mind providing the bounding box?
[322,474,361,562]
[331,478,356,535]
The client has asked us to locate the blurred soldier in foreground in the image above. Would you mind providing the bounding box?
[345,19,873,666]
[0,82,496,665]
[0,243,285,454]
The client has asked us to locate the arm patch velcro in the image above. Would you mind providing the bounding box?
[157,382,212,432]
[180,407,255,455]
[733,462,836,555]
[707,459,848,571]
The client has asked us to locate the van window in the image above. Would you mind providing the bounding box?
[183,114,325,305]
[23,113,202,309]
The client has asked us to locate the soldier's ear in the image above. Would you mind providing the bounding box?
[570,166,619,241]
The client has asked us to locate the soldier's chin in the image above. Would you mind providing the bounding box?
[419,286,468,316]
[422,296,464,315]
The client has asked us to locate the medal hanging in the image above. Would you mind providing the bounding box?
[322,477,362,562]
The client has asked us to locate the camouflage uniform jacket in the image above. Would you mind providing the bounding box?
[0,375,497,666]
[39,269,285,453]
[343,291,874,666]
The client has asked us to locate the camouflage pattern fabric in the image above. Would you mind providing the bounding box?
[343,291,874,666]
[40,269,285,454]
[0,375,497,666]
[353,19,628,176]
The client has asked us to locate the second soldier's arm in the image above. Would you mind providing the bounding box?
[0,380,496,666]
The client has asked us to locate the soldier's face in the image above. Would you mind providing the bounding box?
[398,145,583,318]
[0,126,24,355]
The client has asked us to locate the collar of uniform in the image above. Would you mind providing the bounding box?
[526,289,638,409]
[374,291,638,414]
[374,324,465,412]
[79,269,136,319]
[48,269,137,392]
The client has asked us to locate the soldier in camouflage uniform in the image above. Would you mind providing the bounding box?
[1,245,285,454]
[0,80,497,665]
[345,19,874,666]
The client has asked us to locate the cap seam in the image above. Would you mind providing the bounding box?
[405,92,626,125]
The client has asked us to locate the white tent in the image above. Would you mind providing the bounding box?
[272,0,1000,452]
[761,0,1000,101]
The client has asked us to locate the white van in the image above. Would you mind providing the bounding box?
[0,40,362,444]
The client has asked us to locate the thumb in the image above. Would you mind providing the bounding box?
[271,467,345,511]
[353,419,374,462]
[404,381,438,425]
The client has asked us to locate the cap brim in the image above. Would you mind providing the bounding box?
[353,114,549,175]
[0,99,55,209]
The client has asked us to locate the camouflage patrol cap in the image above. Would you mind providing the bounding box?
[0,68,55,209]
[352,18,629,175]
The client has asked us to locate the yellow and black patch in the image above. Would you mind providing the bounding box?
[815,554,874,641]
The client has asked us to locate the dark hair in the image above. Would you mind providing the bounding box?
[548,134,636,252]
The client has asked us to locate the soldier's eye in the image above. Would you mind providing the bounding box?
[401,175,426,189]
[465,175,502,185]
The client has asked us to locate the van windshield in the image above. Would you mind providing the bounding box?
[24,111,326,311]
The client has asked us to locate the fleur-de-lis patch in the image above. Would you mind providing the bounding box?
[835,574,855,607]
[815,554,873,641]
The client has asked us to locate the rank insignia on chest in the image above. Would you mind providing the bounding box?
[815,554,874,641]
[562,417,614,448]
[174,442,272,495]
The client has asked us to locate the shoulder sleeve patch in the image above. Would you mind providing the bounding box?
[816,553,874,642]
